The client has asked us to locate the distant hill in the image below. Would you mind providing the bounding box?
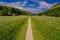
[38,2,60,17]
[0,5,31,16]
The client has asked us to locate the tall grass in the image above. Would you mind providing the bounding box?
[31,16,60,40]
[0,16,28,40]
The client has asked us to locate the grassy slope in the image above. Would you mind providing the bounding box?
[45,3,60,16]
[50,3,60,9]
[31,16,60,40]
[0,16,28,40]
[38,3,60,17]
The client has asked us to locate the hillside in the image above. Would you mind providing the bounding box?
[0,5,31,16]
[38,2,60,17]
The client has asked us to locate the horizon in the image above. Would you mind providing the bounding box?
[0,0,60,13]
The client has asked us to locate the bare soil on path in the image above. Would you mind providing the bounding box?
[25,17,33,40]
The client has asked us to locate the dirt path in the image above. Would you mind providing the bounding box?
[25,16,33,40]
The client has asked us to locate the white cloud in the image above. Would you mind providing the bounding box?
[39,1,55,8]
[28,1,55,13]
[29,4,35,6]
[21,1,27,6]
[0,1,27,9]
[0,1,27,7]
[0,1,56,13]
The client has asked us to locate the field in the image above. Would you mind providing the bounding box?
[0,16,60,40]
[0,16,28,40]
[31,16,60,40]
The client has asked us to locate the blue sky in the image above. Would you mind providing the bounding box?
[0,0,60,13]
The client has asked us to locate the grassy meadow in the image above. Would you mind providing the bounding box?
[0,16,60,40]
[0,16,28,40]
[31,16,60,40]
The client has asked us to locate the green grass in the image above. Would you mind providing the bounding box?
[0,16,28,40]
[31,16,60,40]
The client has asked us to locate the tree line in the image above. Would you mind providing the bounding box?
[0,5,31,16]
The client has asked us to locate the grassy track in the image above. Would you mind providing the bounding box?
[0,16,28,40]
[31,16,60,40]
